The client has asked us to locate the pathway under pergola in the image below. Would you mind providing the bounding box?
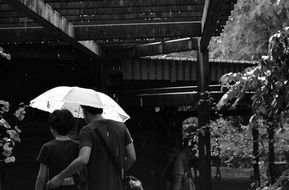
[0,1,239,190]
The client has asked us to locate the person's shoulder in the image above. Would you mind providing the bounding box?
[97,119,126,129]
[98,119,123,125]
[80,124,94,132]
[69,139,79,145]
[43,139,56,146]
[40,139,57,150]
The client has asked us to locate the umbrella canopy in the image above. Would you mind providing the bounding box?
[30,86,130,122]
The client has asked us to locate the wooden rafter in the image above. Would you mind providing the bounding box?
[74,21,201,40]
[0,13,203,25]
[45,0,203,8]
[0,0,238,50]
[200,0,227,50]
[0,21,201,43]
[3,0,102,59]
[130,38,198,57]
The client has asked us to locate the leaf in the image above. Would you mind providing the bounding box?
[216,93,228,110]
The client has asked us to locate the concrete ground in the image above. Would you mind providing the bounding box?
[212,176,253,190]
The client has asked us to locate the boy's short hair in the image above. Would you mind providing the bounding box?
[81,105,103,115]
[49,109,74,136]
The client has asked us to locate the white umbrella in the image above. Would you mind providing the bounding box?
[29,86,130,122]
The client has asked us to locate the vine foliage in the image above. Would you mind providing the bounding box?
[217,26,289,132]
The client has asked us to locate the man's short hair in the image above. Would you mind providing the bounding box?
[49,109,74,136]
[81,105,103,115]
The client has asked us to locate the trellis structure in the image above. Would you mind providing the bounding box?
[0,1,239,190]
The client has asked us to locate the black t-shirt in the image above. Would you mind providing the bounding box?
[79,119,133,190]
[37,139,79,180]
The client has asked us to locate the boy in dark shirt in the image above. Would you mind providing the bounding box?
[35,109,79,190]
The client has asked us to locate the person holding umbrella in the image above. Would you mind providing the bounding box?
[46,105,136,190]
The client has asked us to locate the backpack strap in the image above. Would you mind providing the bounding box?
[93,127,124,179]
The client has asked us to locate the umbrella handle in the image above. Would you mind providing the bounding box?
[72,105,81,139]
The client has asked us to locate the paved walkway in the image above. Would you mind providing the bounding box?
[212,176,253,190]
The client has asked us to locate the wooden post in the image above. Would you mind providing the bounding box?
[268,121,275,183]
[252,123,260,185]
[0,163,1,190]
[197,38,211,190]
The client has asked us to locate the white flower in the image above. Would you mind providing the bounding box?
[14,125,21,133]
[7,130,20,142]
[14,107,26,121]
[3,141,13,151]
[4,156,16,163]
[2,150,12,157]
[0,119,11,129]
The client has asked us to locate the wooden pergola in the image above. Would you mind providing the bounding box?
[0,1,238,190]
[0,0,237,57]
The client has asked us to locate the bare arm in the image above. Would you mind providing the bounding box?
[35,163,48,190]
[46,146,91,189]
[125,142,136,170]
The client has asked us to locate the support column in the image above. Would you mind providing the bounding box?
[268,121,275,183]
[252,121,260,185]
[197,38,211,190]
[0,163,1,190]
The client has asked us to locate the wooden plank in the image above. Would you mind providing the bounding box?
[134,59,141,80]
[2,44,90,61]
[164,60,170,80]
[0,27,58,42]
[184,61,190,81]
[177,59,183,81]
[0,9,230,24]
[3,0,102,59]
[0,21,201,41]
[130,37,199,57]
[200,0,227,49]
[140,59,149,80]
[0,4,216,17]
[148,59,156,80]
[46,0,204,9]
[60,12,202,24]
[56,5,204,15]
[156,60,163,80]
[75,21,202,40]
[170,60,177,82]
[78,40,102,58]
[191,61,197,81]
[0,16,201,26]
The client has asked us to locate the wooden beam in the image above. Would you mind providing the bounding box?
[0,21,201,42]
[130,38,198,57]
[74,21,202,40]
[0,23,201,44]
[3,0,102,59]
[0,4,206,18]
[200,0,226,50]
[2,44,90,61]
[0,26,59,42]
[45,0,204,9]
[0,14,202,25]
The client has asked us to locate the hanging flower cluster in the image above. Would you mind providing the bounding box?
[0,47,11,60]
[0,100,26,163]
